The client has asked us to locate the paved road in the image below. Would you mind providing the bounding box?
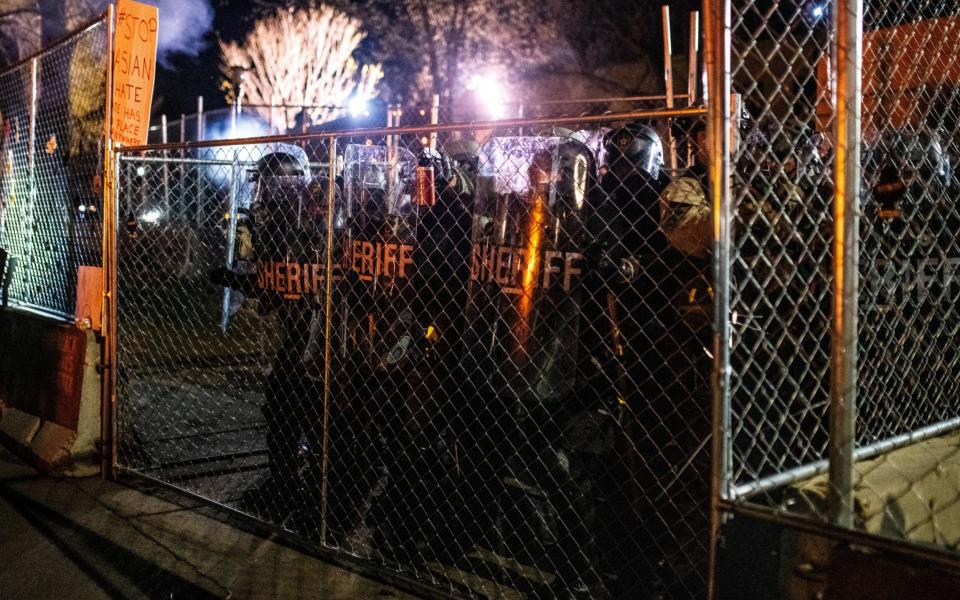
[0,445,422,600]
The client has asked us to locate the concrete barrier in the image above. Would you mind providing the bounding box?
[0,310,101,475]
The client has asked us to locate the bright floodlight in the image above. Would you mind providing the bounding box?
[349,96,369,118]
[811,4,825,17]
[468,74,507,119]
[140,208,163,224]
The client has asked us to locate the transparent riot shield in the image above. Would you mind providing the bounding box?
[464,136,587,404]
[327,143,479,560]
[459,136,618,594]
[325,143,421,552]
[340,143,420,369]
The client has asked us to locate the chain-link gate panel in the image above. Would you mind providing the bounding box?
[116,144,283,502]
[856,4,960,449]
[727,0,837,501]
[0,18,106,320]
[846,1,960,553]
[726,0,960,568]
[116,110,714,599]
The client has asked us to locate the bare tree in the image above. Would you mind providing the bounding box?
[219,4,382,130]
[348,0,563,108]
[0,0,103,66]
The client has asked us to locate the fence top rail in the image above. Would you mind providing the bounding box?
[116,107,707,154]
[0,11,108,78]
[235,94,692,111]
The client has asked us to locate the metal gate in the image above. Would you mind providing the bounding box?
[714,0,960,596]
[103,1,960,598]
[110,109,719,599]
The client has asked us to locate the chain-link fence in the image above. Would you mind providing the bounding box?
[724,0,836,498]
[722,0,960,578]
[113,108,715,599]
[0,15,107,321]
[102,1,960,595]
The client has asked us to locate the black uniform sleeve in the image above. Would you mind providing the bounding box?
[209,267,258,296]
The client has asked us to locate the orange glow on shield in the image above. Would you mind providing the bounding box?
[514,185,545,351]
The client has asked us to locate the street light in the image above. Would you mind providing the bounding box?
[807,2,827,21]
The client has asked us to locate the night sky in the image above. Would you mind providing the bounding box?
[152,0,259,118]
[150,0,704,120]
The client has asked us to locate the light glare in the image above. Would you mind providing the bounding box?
[467,74,507,119]
[348,96,369,117]
[140,208,163,224]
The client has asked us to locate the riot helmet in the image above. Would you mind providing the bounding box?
[770,124,826,183]
[866,128,953,217]
[250,144,313,256]
[418,147,453,180]
[603,123,664,180]
[343,144,418,234]
[444,138,481,177]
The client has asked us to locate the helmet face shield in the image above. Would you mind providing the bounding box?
[254,175,310,227]
[343,144,418,236]
[252,174,323,256]
[249,145,320,257]
[604,124,664,180]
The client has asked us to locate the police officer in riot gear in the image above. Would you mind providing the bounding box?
[360,144,479,562]
[866,128,952,222]
[333,142,471,558]
[458,134,619,598]
[591,122,716,597]
[210,144,335,530]
[859,128,956,435]
[733,121,837,484]
[596,123,671,275]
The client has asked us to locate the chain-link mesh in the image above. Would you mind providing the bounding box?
[728,0,960,570]
[728,0,836,494]
[115,112,712,599]
[0,18,106,320]
[856,3,960,451]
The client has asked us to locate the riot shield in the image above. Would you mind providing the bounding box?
[326,143,423,552]
[340,143,419,369]
[463,136,590,404]
[328,142,478,560]
[459,135,614,592]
